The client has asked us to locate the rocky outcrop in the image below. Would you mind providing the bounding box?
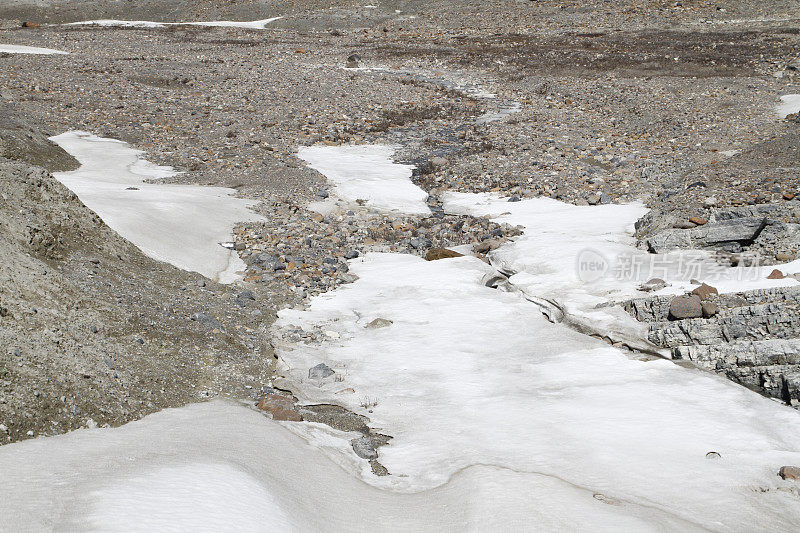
[624,286,800,406]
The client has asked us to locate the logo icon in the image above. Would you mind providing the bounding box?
[576,248,609,282]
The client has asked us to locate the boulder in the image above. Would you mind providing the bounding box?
[426,248,463,261]
[767,269,785,280]
[691,283,719,300]
[309,362,335,379]
[668,295,703,320]
[646,217,767,253]
[257,394,303,422]
[779,466,800,480]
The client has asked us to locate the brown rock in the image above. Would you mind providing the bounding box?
[784,193,796,201]
[701,301,718,318]
[688,216,707,226]
[669,295,703,320]
[691,283,719,300]
[776,252,794,262]
[779,466,800,480]
[257,394,303,422]
[767,269,785,279]
[426,248,464,261]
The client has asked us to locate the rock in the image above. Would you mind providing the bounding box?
[344,250,359,259]
[366,318,392,329]
[428,157,449,170]
[776,252,794,262]
[779,466,800,480]
[638,278,667,292]
[315,189,329,198]
[345,53,362,68]
[701,301,718,318]
[309,362,335,379]
[668,295,702,320]
[350,436,378,460]
[784,193,796,201]
[688,217,707,226]
[691,283,719,300]
[190,312,223,330]
[673,221,696,229]
[508,195,521,202]
[767,269,785,279]
[646,217,767,253]
[409,237,432,249]
[237,290,255,300]
[587,194,601,205]
[426,248,463,261]
[703,197,718,208]
[257,394,303,422]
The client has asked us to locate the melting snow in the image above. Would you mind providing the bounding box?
[0,401,705,531]
[298,144,430,215]
[66,17,282,29]
[51,131,262,283]
[0,44,68,55]
[778,94,800,118]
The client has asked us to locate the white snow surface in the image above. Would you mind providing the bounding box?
[51,131,262,283]
[778,94,800,118]
[65,17,282,29]
[443,192,799,334]
[270,163,800,529]
[0,44,68,54]
[0,401,701,532]
[298,144,430,215]
[274,250,800,529]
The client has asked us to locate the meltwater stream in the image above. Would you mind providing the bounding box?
[3,142,800,531]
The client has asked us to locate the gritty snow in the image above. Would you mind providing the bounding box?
[0,44,68,54]
[65,17,282,29]
[51,131,263,283]
[298,144,430,215]
[778,94,800,118]
[0,401,705,531]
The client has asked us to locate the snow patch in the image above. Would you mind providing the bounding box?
[51,131,262,283]
[0,401,701,531]
[778,94,800,118]
[298,144,430,215]
[0,44,68,55]
[66,17,282,29]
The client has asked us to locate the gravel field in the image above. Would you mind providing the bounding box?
[1,0,799,443]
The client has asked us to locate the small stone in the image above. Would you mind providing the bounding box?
[309,363,335,379]
[705,451,721,459]
[366,318,393,329]
[673,221,696,229]
[237,290,256,301]
[507,195,521,202]
[350,436,378,460]
[638,278,667,292]
[776,252,793,262]
[703,197,717,208]
[784,193,796,201]
[691,283,719,300]
[345,53,362,68]
[688,216,707,226]
[89,325,98,333]
[587,194,601,205]
[425,248,463,261]
[701,301,718,318]
[779,466,800,480]
[315,189,329,198]
[191,312,224,330]
[767,269,785,279]
[344,250,360,259]
[668,295,702,320]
